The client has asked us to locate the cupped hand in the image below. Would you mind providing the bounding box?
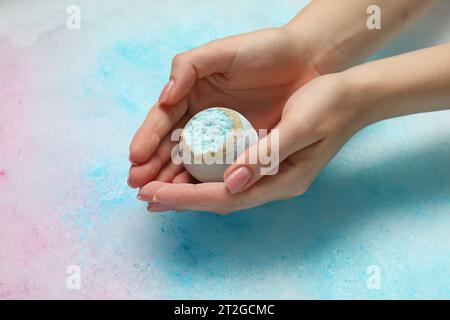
[128,28,322,189]
[138,73,368,213]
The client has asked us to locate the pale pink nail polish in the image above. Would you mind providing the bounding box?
[152,195,169,205]
[224,167,252,194]
[158,80,174,103]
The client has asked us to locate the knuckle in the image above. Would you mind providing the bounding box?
[293,184,309,197]
[172,53,186,66]
[284,183,309,199]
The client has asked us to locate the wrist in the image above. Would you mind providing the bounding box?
[280,23,341,76]
[321,70,381,132]
[339,67,384,128]
[283,0,436,76]
[343,43,450,125]
[341,60,410,128]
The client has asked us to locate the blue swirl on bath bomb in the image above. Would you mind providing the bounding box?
[184,109,235,154]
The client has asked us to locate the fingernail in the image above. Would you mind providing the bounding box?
[151,191,173,206]
[224,167,252,194]
[152,194,168,205]
[137,193,143,201]
[158,80,174,103]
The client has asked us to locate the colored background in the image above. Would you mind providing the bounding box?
[0,0,449,299]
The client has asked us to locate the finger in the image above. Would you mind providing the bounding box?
[148,163,298,213]
[128,133,175,188]
[162,39,238,106]
[129,113,190,187]
[172,170,197,184]
[151,182,230,213]
[139,138,328,213]
[129,98,188,164]
[152,161,185,183]
[138,181,166,202]
[136,170,198,204]
[223,115,323,194]
[137,170,195,200]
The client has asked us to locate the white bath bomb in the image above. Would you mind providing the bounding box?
[180,107,258,182]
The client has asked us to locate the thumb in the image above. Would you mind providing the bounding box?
[158,39,237,106]
[223,118,321,194]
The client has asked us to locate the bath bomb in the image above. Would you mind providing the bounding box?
[180,107,258,182]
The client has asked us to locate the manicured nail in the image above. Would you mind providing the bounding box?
[224,167,252,194]
[137,194,143,201]
[152,194,168,205]
[158,80,174,103]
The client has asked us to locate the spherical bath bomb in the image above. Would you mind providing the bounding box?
[180,107,258,182]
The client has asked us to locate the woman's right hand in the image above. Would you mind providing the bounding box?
[138,41,450,213]
[128,27,324,188]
